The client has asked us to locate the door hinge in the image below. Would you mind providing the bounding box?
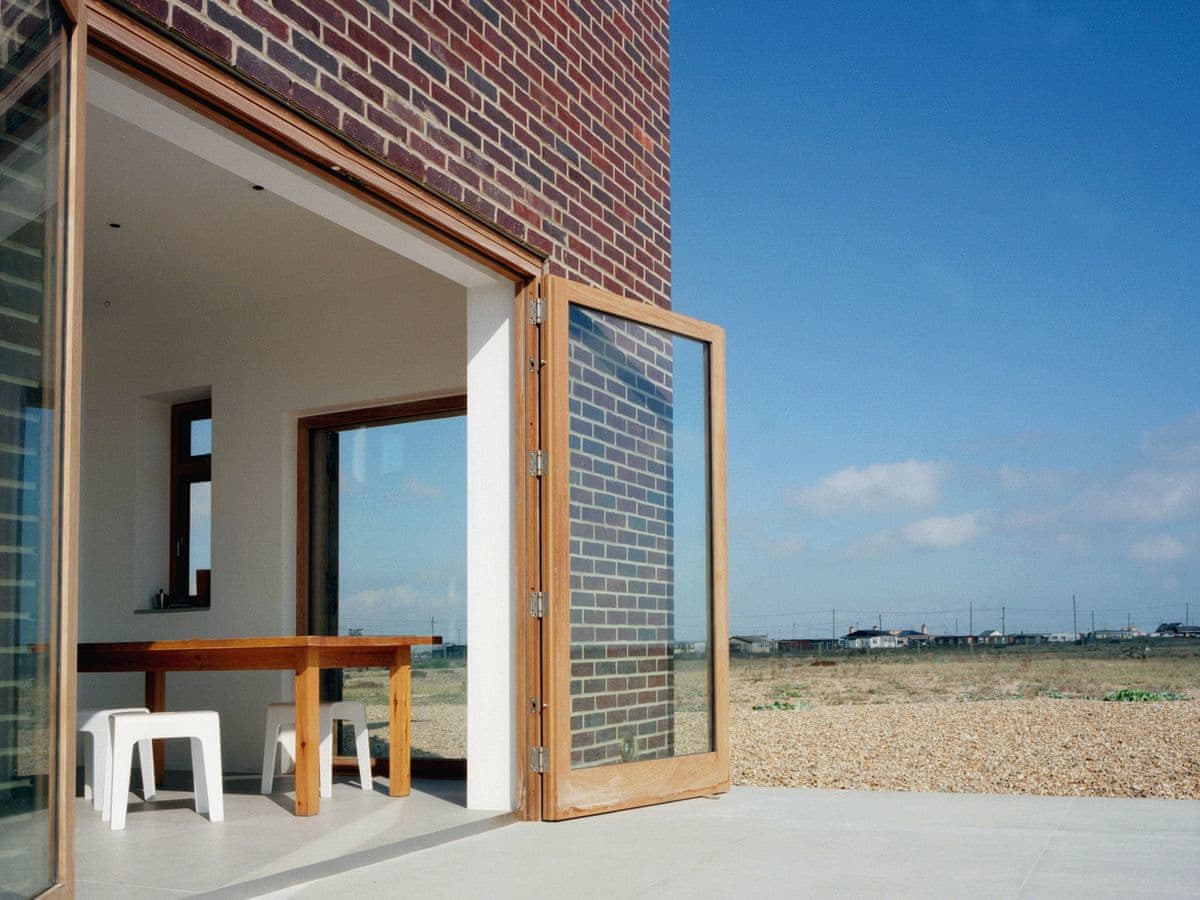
[529,297,545,325]
[528,450,546,477]
[529,590,546,618]
[530,745,547,773]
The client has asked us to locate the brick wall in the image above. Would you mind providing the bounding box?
[127,0,672,308]
[567,304,676,767]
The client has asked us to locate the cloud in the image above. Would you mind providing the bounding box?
[1078,469,1200,523]
[793,460,944,512]
[1129,535,1187,562]
[997,465,1070,492]
[1142,412,1200,465]
[392,476,444,501]
[842,530,898,560]
[901,513,982,549]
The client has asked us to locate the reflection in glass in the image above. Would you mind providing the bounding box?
[309,415,466,760]
[188,481,211,596]
[0,2,68,893]
[190,417,212,456]
[566,306,713,769]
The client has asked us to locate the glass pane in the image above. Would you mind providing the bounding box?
[0,2,68,894]
[567,305,713,769]
[190,417,211,456]
[334,417,466,760]
[188,481,211,597]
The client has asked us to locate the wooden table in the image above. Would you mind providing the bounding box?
[77,635,440,816]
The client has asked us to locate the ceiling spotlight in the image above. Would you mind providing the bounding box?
[251,184,264,191]
[108,222,121,228]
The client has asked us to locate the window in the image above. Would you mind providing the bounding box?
[169,399,212,606]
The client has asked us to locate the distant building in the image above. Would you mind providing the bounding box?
[841,628,900,650]
[1152,623,1200,638]
[777,638,838,654]
[897,625,934,646]
[1047,632,1081,643]
[730,635,775,655]
[1090,628,1142,642]
[933,634,978,647]
[1011,633,1047,646]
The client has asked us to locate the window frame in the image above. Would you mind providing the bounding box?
[168,398,212,606]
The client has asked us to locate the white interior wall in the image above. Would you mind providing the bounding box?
[465,284,517,811]
[80,61,521,808]
[79,274,466,771]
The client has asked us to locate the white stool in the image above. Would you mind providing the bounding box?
[78,707,156,813]
[261,701,373,798]
[106,710,224,830]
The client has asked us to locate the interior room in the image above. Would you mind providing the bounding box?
[72,60,519,889]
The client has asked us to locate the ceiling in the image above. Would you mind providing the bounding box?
[83,82,461,328]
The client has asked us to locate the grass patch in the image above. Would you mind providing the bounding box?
[1102,689,1187,702]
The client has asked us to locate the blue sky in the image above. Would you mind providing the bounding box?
[671,2,1200,637]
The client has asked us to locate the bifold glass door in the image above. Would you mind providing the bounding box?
[0,0,84,893]
[540,276,728,820]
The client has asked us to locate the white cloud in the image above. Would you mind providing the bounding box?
[997,465,1070,492]
[1142,412,1200,465]
[842,530,898,560]
[1078,469,1200,523]
[1129,535,1187,562]
[901,513,982,549]
[793,460,944,512]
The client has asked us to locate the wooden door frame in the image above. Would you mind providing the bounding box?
[539,276,729,820]
[61,0,548,843]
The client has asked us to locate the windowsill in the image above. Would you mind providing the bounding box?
[134,603,210,615]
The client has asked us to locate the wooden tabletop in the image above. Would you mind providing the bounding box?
[78,635,442,672]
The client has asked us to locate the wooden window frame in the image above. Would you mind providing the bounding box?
[168,398,212,606]
[295,395,468,635]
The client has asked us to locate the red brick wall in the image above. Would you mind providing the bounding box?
[128,0,672,308]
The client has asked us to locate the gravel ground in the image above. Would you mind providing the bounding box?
[733,698,1200,799]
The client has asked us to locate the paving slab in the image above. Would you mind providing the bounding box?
[259,787,1200,900]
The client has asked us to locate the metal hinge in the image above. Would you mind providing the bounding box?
[528,450,546,477]
[530,745,547,773]
[529,297,545,325]
[529,590,546,618]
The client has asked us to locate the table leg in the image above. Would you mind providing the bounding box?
[144,671,166,781]
[294,648,320,816]
[388,646,411,797]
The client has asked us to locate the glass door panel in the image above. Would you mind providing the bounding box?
[305,406,466,762]
[542,277,728,819]
[0,0,81,893]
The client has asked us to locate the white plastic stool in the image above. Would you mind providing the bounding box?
[78,707,156,813]
[106,710,224,830]
[261,701,373,798]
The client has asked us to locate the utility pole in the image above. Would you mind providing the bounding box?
[832,608,836,640]
[969,602,973,635]
[1091,611,1095,634]
[878,613,883,633]
[431,616,436,636]
[1072,594,1078,637]
[1001,606,1006,635]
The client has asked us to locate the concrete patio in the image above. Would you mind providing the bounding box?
[76,781,1199,898]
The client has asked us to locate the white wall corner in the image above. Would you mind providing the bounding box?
[465,282,517,811]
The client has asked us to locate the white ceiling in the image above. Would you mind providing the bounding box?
[83,62,507,328]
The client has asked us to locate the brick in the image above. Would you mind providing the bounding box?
[171,7,233,60]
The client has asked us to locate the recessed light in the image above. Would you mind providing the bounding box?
[252,184,264,191]
[108,222,121,228]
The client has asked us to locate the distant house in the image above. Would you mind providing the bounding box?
[841,629,900,650]
[730,635,775,655]
[933,634,977,647]
[1047,632,1081,643]
[1152,623,1200,638]
[977,630,1013,646]
[1011,633,1047,646]
[777,638,838,654]
[1090,628,1142,642]
[897,625,934,646]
